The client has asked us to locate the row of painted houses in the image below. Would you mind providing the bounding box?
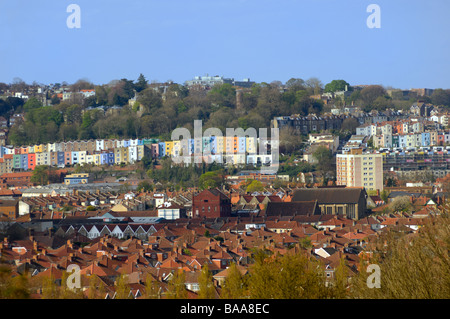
[372,131,450,149]
[0,145,150,174]
[0,136,275,173]
[0,138,160,156]
[356,120,429,137]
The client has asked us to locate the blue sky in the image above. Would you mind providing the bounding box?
[1,0,449,89]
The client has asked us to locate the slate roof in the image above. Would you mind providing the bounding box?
[264,200,320,217]
[292,187,365,204]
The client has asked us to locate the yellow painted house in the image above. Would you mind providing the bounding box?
[34,144,45,153]
[165,141,174,157]
[246,136,257,154]
[114,147,129,164]
[215,136,225,154]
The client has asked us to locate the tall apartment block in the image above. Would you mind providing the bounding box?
[336,149,383,191]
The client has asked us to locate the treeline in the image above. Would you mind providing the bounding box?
[5,75,328,146]
[4,75,450,147]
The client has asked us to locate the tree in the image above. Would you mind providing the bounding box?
[31,165,50,185]
[247,249,276,298]
[245,180,264,193]
[247,249,329,299]
[305,77,324,95]
[137,180,153,192]
[372,96,394,111]
[431,89,450,107]
[221,262,247,299]
[285,78,306,92]
[0,265,30,299]
[341,117,360,134]
[351,213,450,298]
[359,85,387,108]
[88,274,106,299]
[199,170,223,189]
[329,257,350,299]
[70,79,94,92]
[294,96,323,116]
[0,99,12,117]
[23,97,43,111]
[385,177,397,187]
[198,263,216,299]
[134,73,148,93]
[137,87,163,111]
[380,189,389,203]
[207,83,236,108]
[144,274,161,299]
[114,274,131,299]
[41,276,59,299]
[324,80,350,93]
[166,269,188,299]
[388,196,412,213]
[312,146,334,172]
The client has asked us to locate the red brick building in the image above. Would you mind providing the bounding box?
[192,189,231,218]
[0,172,34,189]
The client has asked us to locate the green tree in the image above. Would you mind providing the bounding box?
[208,83,236,108]
[312,146,334,172]
[221,262,247,299]
[285,78,306,92]
[248,249,329,299]
[351,212,450,298]
[329,257,350,299]
[31,165,50,185]
[166,269,188,299]
[134,73,148,93]
[431,88,450,107]
[115,274,131,299]
[245,180,264,193]
[324,80,350,93]
[144,274,161,299]
[41,276,59,299]
[88,274,106,299]
[137,87,163,112]
[0,265,30,299]
[137,180,154,192]
[23,97,43,111]
[199,170,223,189]
[198,263,216,299]
[388,196,412,213]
